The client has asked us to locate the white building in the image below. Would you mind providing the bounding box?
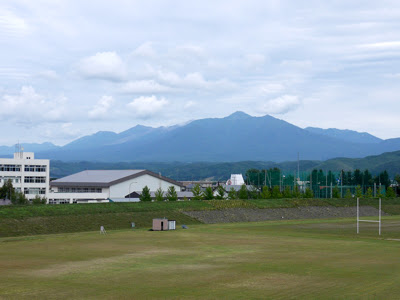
[226,174,245,186]
[0,151,50,201]
[49,169,183,204]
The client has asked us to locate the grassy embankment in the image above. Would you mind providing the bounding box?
[1,217,400,299]
[1,198,400,237]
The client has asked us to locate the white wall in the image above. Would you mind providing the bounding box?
[47,192,109,203]
[109,174,182,198]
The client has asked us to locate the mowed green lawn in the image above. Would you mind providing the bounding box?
[1,217,400,299]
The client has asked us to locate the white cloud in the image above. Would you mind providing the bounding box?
[175,45,205,57]
[0,8,29,37]
[37,69,58,80]
[244,53,266,69]
[260,95,301,114]
[154,69,235,90]
[121,80,173,94]
[88,95,115,120]
[41,123,82,141]
[360,41,400,49]
[280,60,312,69]
[184,100,197,109]
[259,83,286,95]
[132,42,156,58]
[78,52,126,81]
[0,86,70,125]
[127,95,168,119]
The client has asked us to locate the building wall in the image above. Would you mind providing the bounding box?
[152,219,169,231]
[48,173,182,203]
[48,191,110,204]
[109,174,182,198]
[0,152,50,201]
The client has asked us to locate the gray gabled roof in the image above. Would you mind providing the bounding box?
[50,169,184,188]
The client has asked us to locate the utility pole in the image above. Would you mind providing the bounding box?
[341,170,343,198]
[325,171,328,199]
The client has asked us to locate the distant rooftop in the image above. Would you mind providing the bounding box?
[50,169,183,188]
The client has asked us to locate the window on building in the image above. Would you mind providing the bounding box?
[24,176,46,183]
[24,188,46,195]
[55,187,102,193]
[0,164,21,172]
[24,165,46,172]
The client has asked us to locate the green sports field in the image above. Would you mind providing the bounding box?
[1,217,400,299]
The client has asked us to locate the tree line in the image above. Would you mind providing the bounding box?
[246,168,392,188]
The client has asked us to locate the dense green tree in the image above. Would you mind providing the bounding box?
[260,186,271,199]
[202,187,214,200]
[386,187,396,198]
[166,186,178,201]
[327,171,336,185]
[12,192,28,205]
[353,169,362,186]
[355,185,363,198]
[282,186,292,198]
[227,188,237,200]
[346,171,353,185]
[0,179,15,200]
[140,186,152,202]
[192,184,202,200]
[375,171,390,189]
[377,187,385,198]
[366,187,373,198]
[293,185,301,198]
[32,195,46,205]
[344,189,352,199]
[271,186,282,199]
[215,185,226,200]
[363,170,373,186]
[238,185,248,200]
[395,174,400,185]
[154,188,164,201]
[248,185,259,199]
[303,188,313,198]
[332,186,340,198]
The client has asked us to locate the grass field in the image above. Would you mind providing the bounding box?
[1,216,400,299]
[2,198,400,237]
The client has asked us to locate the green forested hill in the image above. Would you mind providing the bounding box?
[50,150,400,181]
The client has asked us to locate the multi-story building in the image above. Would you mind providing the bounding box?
[0,151,50,201]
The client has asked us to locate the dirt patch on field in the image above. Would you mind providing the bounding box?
[183,206,386,224]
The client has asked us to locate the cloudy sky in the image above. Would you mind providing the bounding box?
[1,0,400,145]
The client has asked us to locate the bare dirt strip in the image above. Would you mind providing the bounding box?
[183,206,386,224]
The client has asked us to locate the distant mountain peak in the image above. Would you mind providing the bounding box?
[225,111,251,120]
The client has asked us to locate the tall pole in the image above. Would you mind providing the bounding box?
[341,170,343,198]
[264,170,266,187]
[379,198,381,236]
[325,171,328,199]
[357,197,359,234]
[297,152,300,181]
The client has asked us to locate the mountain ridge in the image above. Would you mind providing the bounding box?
[1,112,400,162]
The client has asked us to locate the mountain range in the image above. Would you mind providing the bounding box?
[2,112,400,162]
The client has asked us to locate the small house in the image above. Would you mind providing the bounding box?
[153,218,169,231]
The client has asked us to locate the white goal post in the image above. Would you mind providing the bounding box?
[357,198,381,235]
